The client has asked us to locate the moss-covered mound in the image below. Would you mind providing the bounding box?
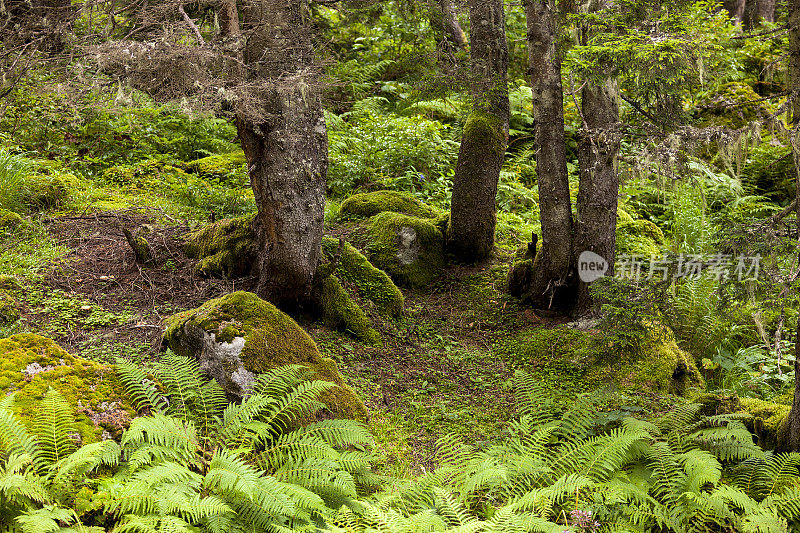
[366,212,445,288]
[695,82,771,128]
[738,397,790,449]
[183,213,257,277]
[340,191,438,220]
[512,324,702,396]
[616,218,665,257]
[163,291,367,420]
[0,208,26,230]
[319,275,381,345]
[22,173,78,209]
[183,151,247,184]
[321,237,404,317]
[103,159,183,190]
[0,334,133,442]
[0,291,20,327]
[0,275,22,295]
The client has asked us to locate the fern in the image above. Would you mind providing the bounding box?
[32,389,77,474]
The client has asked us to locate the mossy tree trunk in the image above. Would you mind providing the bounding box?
[428,0,468,55]
[521,0,575,308]
[447,0,509,262]
[236,0,327,309]
[779,0,800,452]
[574,78,621,315]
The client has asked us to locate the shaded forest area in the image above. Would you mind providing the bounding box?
[3,0,800,531]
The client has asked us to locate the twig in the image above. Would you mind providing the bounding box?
[179,4,205,45]
[731,24,789,40]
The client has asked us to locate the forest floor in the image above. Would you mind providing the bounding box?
[6,209,681,477]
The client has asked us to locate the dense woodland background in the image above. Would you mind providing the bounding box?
[3,0,800,531]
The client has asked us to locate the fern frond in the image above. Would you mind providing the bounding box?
[114,358,168,414]
[0,394,37,459]
[121,414,199,471]
[32,389,77,473]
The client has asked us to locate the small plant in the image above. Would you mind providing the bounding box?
[0,150,33,213]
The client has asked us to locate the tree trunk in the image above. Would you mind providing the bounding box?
[744,0,776,29]
[237,0,327,309]
[448,0,509,262]
[429,0,468,53]
[520,0,575,308]
[723,0,745,22]
[778,0,800,452]
[574,78,621,315]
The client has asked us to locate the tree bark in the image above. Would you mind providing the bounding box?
[778,0,800,452]
[521,0,575,308]
[744,0,776,29]
[237,0,327,309]
[448,0,509,262]
[574,78,621,315]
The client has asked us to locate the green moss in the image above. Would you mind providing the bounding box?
[616,219,665,257]
[0,334,134,442]
[0,275,22,295]
[183,151,247,184]
[689,391,740,416]
[319,275,381,344]
[0,291,20,327]
[617,329,703,395]
[366,212,445,288]
[617,207,635,224]
[512,324,702,397]
[163,291,367,420]
[339,191,438,220]
[0,208,26,229]
[695,82,771,128]
[321,237,404,317]
[183,213,257,277]
[739,397,790,449]
[461,110,505,155]
[22,173,80,210]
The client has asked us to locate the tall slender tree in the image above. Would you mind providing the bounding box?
[447,0,509,261]
[517,0,575,307]
[778,0,800,451]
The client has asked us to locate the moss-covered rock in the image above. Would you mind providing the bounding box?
[340,191,438,220]
[0,291,20,327]
[321,237,404,317]
[22,173,79,209]
[0,334,133,442]
[616,219,665,257]
[319,275,381,344]
[695,82,771,128]
[0,208,26,229]
[513,324,702,396]
[183,213,257,277]
[366,212,445,288]
[738,397,790,449]
[183,151,247,184]
[163,291,367,419]
[690,391,741,416]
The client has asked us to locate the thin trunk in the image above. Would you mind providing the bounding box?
[779,0,800,452]
[521,0,574,308]
[448,0,509,262]
[429,0,467,53]
[574,78,621,315]
[237,0,327,309]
